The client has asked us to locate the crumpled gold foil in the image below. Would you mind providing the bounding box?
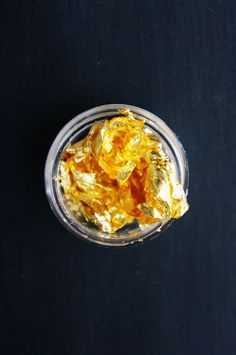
[58,108,189,233]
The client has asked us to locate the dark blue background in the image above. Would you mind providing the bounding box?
[1,1,235,354]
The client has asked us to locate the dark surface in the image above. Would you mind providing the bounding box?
[1,1,236,354]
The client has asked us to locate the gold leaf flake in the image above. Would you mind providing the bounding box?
[58,109,189,233]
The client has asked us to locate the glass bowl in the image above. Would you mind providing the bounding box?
[44,104,189,247]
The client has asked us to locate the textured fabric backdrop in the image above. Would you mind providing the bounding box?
[1,1,235,354]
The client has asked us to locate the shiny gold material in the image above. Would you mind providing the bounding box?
[58,109,188,233]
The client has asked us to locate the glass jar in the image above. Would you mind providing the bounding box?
[44,104,189,247]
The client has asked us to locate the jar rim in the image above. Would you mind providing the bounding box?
[44,104,189,247]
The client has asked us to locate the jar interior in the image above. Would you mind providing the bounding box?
[53,112,181,246]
